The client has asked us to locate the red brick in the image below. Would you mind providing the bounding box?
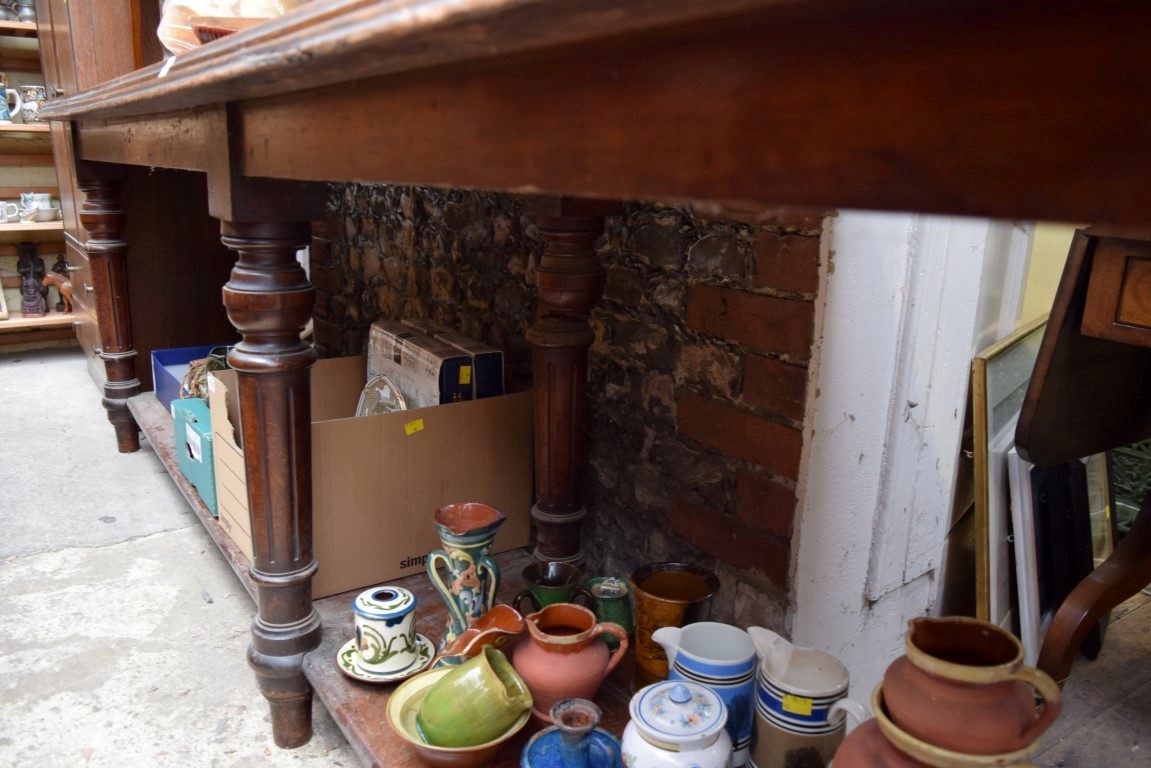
[736,469,795,537]
[686,284,814,359]
[755,231,820,294]
[672,497,790,588]
[743,355,809,423]
[676,391,802,479]
[310,262,340,295]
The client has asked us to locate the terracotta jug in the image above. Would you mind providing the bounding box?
[512,603,628,723]
[882,616,1061,756]
[832,685,1039,768]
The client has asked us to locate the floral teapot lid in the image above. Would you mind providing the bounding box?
[629,680,727,750]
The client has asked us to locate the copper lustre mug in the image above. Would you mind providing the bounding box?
[629,561,720,689]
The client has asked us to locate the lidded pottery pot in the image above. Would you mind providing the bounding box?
[622,680,733,768]
[881,616,1061,756]
[512,603,628,723]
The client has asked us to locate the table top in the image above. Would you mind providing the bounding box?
[39,0,1151,227]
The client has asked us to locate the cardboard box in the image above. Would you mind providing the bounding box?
[207,356,533,598]
[173,398,218,516]
[367,320,473,408]
[402,318,506,399]
[152,345,218,414]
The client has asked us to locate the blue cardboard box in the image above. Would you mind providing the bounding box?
[173,397,217,516]
[151,345,219,414]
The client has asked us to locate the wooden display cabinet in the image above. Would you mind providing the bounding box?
[0,18,70,344]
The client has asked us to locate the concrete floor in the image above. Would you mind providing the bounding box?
[1,346,1148,767]
[0,347,357,767]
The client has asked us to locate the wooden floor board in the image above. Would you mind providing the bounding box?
[1035,589,1151,766]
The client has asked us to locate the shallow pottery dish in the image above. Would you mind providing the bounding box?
[386,666,532,768]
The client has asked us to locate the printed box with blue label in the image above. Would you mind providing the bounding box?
[173,398,218,516]
[206,355,532,599]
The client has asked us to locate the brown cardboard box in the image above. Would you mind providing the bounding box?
[207,355,533,598]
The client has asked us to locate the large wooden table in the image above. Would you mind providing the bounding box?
[39,0,1151,761]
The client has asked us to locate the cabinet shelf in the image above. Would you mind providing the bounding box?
[0,308,73,333]
[0,20,38,70]
[0,20,38,37]
[0,221,64,244]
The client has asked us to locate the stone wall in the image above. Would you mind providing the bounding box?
[312,184,824,630]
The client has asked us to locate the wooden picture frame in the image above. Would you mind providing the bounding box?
[972,314,1048,626]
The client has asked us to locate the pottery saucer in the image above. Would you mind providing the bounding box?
[336,633,434,684]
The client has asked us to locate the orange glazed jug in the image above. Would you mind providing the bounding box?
[512,603,628,724]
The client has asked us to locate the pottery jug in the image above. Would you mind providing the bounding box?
[881,616,1061,756]
[427,502,506,651]
[832,685,1040,768]
[622,680,733,768]
[654,622,757,768]
[512,602,628,723]
[416,646,533,748]
[747,627,868,768]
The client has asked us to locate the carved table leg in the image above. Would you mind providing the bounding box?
[526,215,606,565]
[77,178,141,453]
[220,221,320,748]
[1038,489,1151,684]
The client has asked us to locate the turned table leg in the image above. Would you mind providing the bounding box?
[1038,489,1151,684]
[220,220,321,748]
[526,214,607,565]
[77,177,141,453]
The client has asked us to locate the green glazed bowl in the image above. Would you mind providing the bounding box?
[416,646,533,748]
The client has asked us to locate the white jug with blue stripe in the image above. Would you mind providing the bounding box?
[746,627,869,768]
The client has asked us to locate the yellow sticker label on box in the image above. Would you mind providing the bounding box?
[459,366,472,385]
[782,694,813,716]
[405,419,425,436]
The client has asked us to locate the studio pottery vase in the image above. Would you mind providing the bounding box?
[512,603,627,723]
[882,616,1061,755]
[427,502,507,652]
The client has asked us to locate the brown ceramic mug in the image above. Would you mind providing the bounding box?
[628,561,720,689]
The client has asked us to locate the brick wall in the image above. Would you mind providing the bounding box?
[313,185,824,629]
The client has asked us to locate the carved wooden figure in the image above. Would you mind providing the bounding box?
[42,272,74,314]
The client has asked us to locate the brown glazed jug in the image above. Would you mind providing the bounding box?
[881,616,1061,755]
[512,603,628,724]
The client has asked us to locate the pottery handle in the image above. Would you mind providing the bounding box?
[513,589,540,615]
[427,549,468,634]
[571,586,596,610]
[829,697,871,727]
[1013,666,1063,743]
[594,621,630,676]
[477,554,501,614]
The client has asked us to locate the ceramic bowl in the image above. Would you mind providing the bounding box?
[387,666,531,768]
